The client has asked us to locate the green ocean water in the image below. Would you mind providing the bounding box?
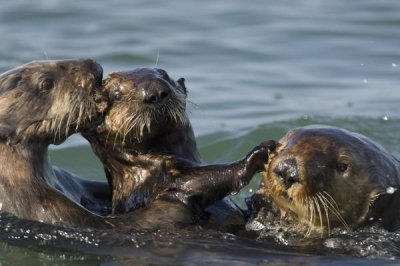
[1,0,400,264]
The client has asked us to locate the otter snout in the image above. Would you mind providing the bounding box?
[141,80,171,104]
[67,59,104,96]
[81,59,103,79]
[274,158,300,188]
[79,59,103,90]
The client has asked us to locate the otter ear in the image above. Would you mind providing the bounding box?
[177,78,187,94]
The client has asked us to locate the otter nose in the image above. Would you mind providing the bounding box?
[274,158,300,188]
[143,82,171,104]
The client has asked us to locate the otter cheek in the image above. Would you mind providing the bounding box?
[334,180,367,225]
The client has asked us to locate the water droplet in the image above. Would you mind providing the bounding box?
[382,116,389,121]
[386,186,397,194]
[245,220,265,231]
[249,188,253,193]
[360,63,364,66]
[230,190,238,196]
[363,79,368,84]
[392,63,397,68]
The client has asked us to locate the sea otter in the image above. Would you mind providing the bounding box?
[0,59,113,226]
[247,125,400,236]
[0,61,274,231]
[82,68,276,229]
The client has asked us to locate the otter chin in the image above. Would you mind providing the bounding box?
[258,125,400,235]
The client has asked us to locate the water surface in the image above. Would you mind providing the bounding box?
[1,0,400,264]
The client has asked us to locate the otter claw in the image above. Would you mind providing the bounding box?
[254,140,277,159]
[247,140,277,171]
[258,140,277,152]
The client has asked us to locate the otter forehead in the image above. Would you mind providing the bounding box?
[273,125,389,171]
[105,68,174,91]
[0,60,102,101]
[4,59,101,72]
[119,68,167,82]
[9,59,100,86]
[281,126,373,152]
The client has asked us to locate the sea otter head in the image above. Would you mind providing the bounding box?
[0,59,105,145]
[97,68,188,145]
[261,125,400,235]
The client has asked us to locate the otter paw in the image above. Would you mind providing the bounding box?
[258,140,277,152]
[248,140,277,170]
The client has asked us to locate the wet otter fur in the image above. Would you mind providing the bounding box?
[247,125,400,236]
[0,60,175,231]
[0,59,114,225]
[0,61,273,231]
[83,68,276,230]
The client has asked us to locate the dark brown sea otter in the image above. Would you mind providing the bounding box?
[0,59,113,226]
[248,125,400,236]
[0,60,157,230]
[83,68,276,229]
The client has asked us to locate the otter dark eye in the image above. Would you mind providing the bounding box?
[40,79,54,91]
[113,90,122,101]
[336,162,348,172]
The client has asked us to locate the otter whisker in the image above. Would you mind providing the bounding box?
[121,114,138,145]
[305,196,314,237]
[64,101,74,136]
[75,101,84,131]
[65,96,78,137]
[108,85,188,146]
[322,191,340,210]
[86,98,92,118]
[113,110,137,147]
[313,196,324,238]
[73,96,86,130]
[320,192,350,231]
[144,110,153,136]
[53,112,63,143]
[120,107,159,143]
[140,119,147,140]
[55,105,66,139]
[317,194,331,236]
[117,112,134,142]
[166,101,180,124]
[187,99,198,108]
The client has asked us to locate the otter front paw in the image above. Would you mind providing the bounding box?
[246,140,277,172]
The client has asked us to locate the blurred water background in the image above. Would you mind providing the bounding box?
[1,0,400,264]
